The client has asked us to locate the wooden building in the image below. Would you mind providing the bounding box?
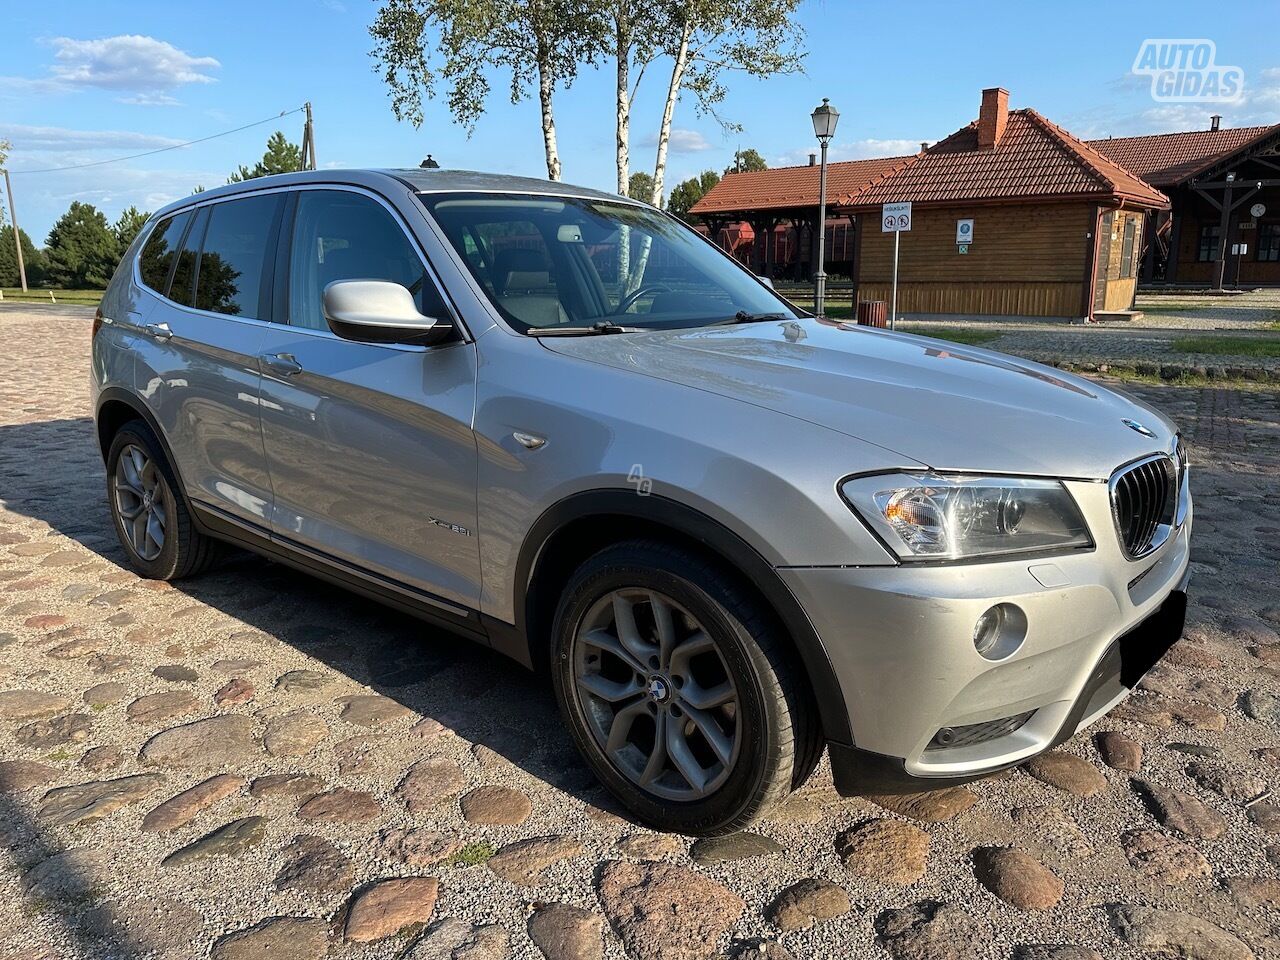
[1090,122,1280,286]
[689,155,904,280]
[839,89,1169,320]
[690,86,1279,318]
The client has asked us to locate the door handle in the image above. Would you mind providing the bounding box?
[144,322,172,341]
[261,352,303,376]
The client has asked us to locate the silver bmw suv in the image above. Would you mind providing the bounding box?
[92,169,1191,835]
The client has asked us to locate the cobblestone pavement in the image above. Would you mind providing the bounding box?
[1,306,1279,960]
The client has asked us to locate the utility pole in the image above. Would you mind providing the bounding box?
[2,169,28,292]
[300,102,317,171]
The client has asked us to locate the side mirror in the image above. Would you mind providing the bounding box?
[757,275,774,289]
[323,279,453,346]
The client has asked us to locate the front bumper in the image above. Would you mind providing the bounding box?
[780,477,1191,793]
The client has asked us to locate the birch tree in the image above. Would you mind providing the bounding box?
[649,0,804,208]
[370,0,601,180]
[621,0,803,293]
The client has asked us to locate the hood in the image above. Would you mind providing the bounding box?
[539,319,1177,479]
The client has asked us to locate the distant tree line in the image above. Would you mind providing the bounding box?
[2,132,303,290]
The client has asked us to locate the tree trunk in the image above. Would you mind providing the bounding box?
[536,50,562,181]
[625,23,691,295]
[614,10,632,290]
[614,13,630,195]
[650,23,691,209]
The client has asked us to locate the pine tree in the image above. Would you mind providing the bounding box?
[44,201,120,289]
[0,225,45,287]
[228,131,304,183]
[113,206,151,252]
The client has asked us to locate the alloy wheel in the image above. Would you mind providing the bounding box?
[113,443,168,562]
[571,588,741,801]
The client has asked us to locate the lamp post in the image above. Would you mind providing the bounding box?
[810,98,839,316]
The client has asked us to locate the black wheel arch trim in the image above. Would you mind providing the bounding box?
[512,488,854,746]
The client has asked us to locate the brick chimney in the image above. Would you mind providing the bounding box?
[977,87,1009,150]
[808,153,816,166]
[1210,114,1221,132]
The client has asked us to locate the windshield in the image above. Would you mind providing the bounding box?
[420,192,800,333]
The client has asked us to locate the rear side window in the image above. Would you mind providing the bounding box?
[194,194,283,318]
[286,190,448,331]
[138,211,191,295]
[169,208,205,308]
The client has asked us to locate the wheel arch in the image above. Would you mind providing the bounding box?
[510,489,853,746]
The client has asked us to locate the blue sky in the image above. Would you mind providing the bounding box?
[3,0,1279,243]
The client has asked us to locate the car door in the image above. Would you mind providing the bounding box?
[132,196,282,528]
[255,186,481,610]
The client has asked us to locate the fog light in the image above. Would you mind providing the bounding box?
[973,607,1003,655]
[972,603,1026,661]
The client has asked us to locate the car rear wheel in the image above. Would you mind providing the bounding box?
[106,420,218,580]
[551,540,818,835]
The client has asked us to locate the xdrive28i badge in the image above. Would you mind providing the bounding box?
[1122,418,1156,438]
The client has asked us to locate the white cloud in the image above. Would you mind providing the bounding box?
[0,124,184,154]
[0,35,219,105]
[773,137,921,167]
[639,128,712,153]
[1066,63,1280,138]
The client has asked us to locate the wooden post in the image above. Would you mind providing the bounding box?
[1214,179,1233,290]
[3,169,28,292]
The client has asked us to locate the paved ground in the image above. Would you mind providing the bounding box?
[1,306,1279,960]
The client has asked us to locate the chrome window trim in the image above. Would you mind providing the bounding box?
[1108,451,1179,562]
[130,181,472,351]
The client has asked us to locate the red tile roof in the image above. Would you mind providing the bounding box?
[841,109,1168,210]
[689,155,907,215]
[1085,125,1278,186]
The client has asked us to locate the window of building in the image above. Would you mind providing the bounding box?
[138,211,191,295]
[1258,222,1280,263]
[1197,224,1221,262]
[287,190,449,331]
[194,194,283,318]
[1120,218,1137,279]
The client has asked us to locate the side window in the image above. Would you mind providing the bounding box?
[287,190,449,331]
[194,194,282,317]
[169,208,206,308]
[138,211,191,295]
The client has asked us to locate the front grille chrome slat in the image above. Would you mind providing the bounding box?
[1110,454,1177,560]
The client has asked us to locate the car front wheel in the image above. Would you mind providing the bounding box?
[551,540,818,835]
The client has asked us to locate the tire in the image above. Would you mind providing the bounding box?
[550,539,819,836]
[105,420,218,580]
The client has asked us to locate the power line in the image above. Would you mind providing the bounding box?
[7,106,307,175]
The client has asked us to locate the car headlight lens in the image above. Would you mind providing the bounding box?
[841,474,1092,561]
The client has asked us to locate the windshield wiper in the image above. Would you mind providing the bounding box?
[726,310,790,324]
[526,321,637,336]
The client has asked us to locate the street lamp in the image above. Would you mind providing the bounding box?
[810,98,840,316]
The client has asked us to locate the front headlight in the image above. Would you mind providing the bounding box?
[841,473,1092,561]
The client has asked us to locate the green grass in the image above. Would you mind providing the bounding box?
[1,288,103,305]
[1171,335,1280,358]
[906,325,1003,346]
[441,841,496,868]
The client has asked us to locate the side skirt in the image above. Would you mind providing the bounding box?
[191,503,496,648]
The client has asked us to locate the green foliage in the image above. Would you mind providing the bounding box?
[666,0,805,132]
[667,169,720,220]
[628,171,656,204]
[44,201,119,289]
[441,841,496,867]
[725,148,767,175]
[228,131,303,183]
[369,0,598,131]
[112,206,150,252]
[0,225,46,287]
